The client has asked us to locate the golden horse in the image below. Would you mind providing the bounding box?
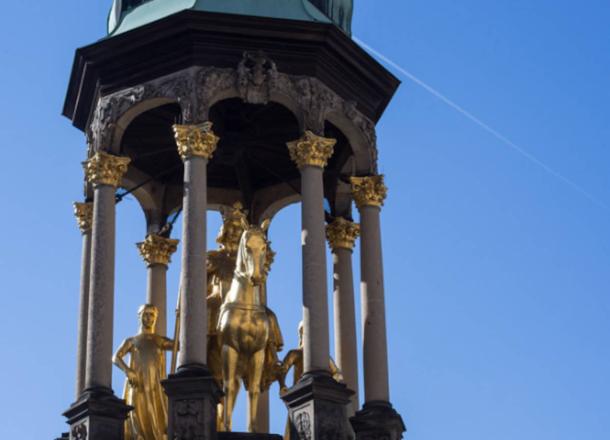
[217,220,272,432]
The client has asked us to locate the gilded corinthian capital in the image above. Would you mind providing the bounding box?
[287,131,336,168]
[173,122,219,160]
[351,175,388,209]
[326,217,360,251]
[83,152,131,187]
[73,202,93,233]
[137,234,179,266]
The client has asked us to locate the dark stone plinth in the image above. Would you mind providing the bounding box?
[54,433,69,440]
[162,364,222,440]
[282,371,355,440]
[63,387,132,440]
[351,401,406,440]
[218,433,283,440]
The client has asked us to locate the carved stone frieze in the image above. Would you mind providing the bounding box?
[87,85,147,150]
[294,410,313,440]
[326,217,360,252]
[237,50,278,104]
[86,59,378,168]
[174,399,205,440]
[197,67,236,118]
[70,423,87,440]
[287,131,336,169]
[83,152,131,187]
[350,175,388,209]
[137,234,179,266]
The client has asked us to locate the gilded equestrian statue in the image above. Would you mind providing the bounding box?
[217,218,274,432]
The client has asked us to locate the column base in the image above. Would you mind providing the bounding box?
[63,387,132,440]
[281,371,355,440]
[162,364,222,440]
[350,401,406,440]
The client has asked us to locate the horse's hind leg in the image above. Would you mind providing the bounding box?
[222,345,240,432]
[247,349,265,433]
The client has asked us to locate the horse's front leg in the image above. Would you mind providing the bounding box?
[222,344,240,432]
[247,349,266,433]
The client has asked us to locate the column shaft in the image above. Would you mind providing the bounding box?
[85,184,117,389]
[147,263,168,336]
[333,247,359,412]
[300,164,330,373]
[177,155,208,367]
[360,205,390,402]
[75,229,92,397]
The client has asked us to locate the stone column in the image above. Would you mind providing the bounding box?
[162,122,221,440]
[64,152,132,440]
[287,130,335,374]
[327,217,360,415]
[282,131,354,440]
[137,234,179,336]
[73,201,93,399]
[350,175,405,440]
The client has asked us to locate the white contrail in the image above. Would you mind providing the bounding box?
[354,37,609,212]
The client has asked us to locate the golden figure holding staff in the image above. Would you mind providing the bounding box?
[113,304,174,440]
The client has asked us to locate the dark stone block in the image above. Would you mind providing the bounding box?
[162,364,223,440]
[282,372,355,440]
[63,387,132,440]
[350,401,406,440]
[218,433,283,440]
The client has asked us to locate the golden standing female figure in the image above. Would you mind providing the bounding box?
[113,304,174,440]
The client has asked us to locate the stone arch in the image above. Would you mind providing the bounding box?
[325,109,377,175]
[110,97,180,154]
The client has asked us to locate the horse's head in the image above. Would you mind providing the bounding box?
[235,219,271,286]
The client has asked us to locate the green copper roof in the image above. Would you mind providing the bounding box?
[108,0,352,37]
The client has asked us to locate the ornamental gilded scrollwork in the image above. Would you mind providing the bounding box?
[326,217,360,251]
[73,202,93,234]
[351,175,388,209]
[173,122,219,160]
[287,131,337,169]
[83,152,131,187]
[137,234,179,267]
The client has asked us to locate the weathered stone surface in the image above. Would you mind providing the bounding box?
[351,401,406,440]
[162,366,222,440]
[63,387,132,440]
[219,433,283,440]
[282,373,354,440]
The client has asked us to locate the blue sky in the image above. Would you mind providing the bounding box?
[0,1,609,438]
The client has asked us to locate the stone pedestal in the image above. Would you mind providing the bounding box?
[162,366,222,440]
[63,388,131,440]
[350,401,406,440]
[282,373,354,440]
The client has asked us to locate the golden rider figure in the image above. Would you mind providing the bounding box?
[113,304,174,440]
